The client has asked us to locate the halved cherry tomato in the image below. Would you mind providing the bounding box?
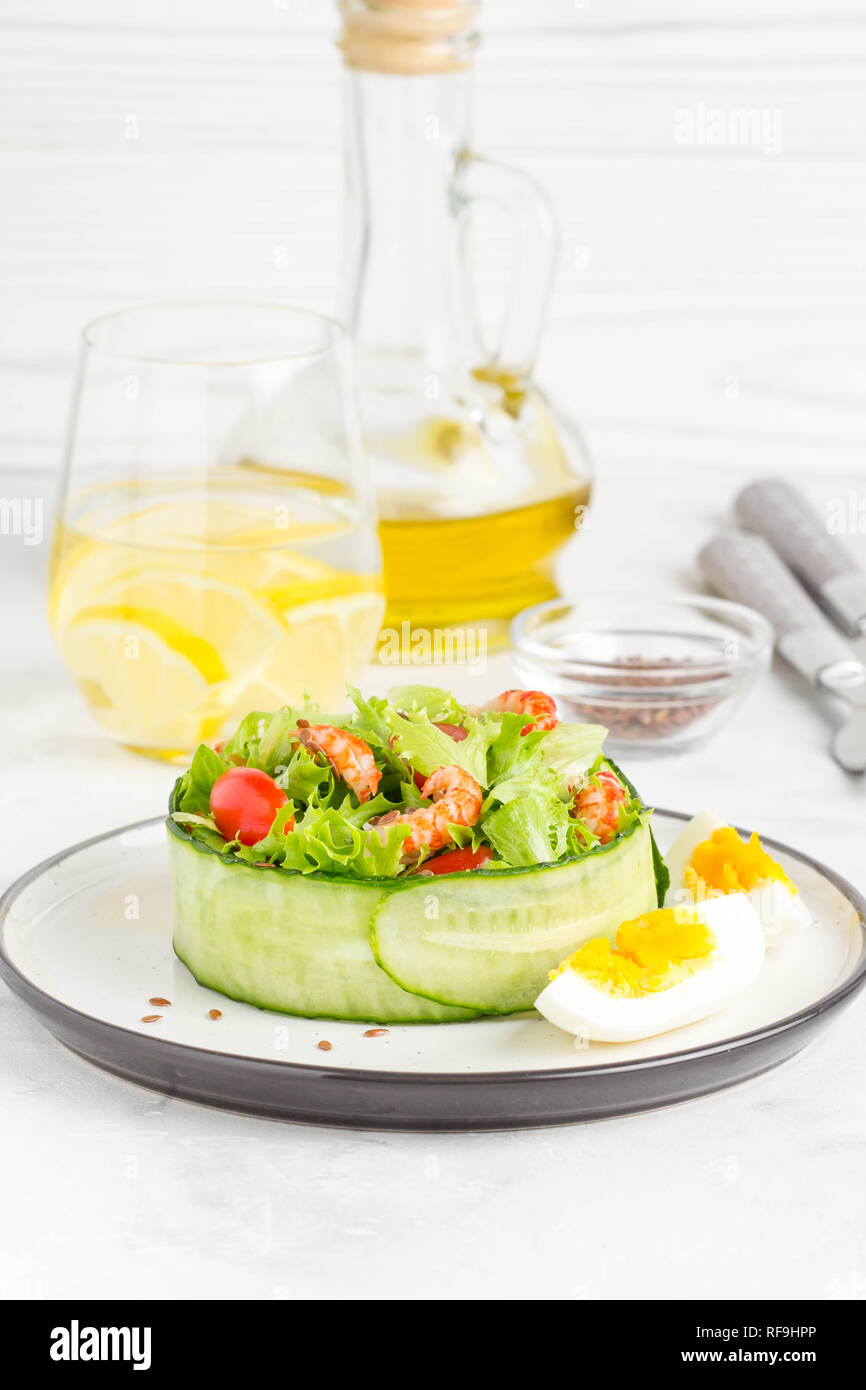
[425,845,493,875]
[209,767,291,846]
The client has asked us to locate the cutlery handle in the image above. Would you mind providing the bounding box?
[735,477,866,635]
[735,478,852,585]
[700,530,857,685]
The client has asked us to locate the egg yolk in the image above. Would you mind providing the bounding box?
[553,908,718,998]
[684,827,795,896]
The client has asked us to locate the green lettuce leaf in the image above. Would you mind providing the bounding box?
[483,712,562,810]
[565,818,600,855]
[355,819,414,877]
[539,722,608,793]
[274,746,334,805]
[233,800,411,879]
[346,686,391,743]
[386,684,466,724]
[176,743,228,816]
[339,790,402,826]
[170,810,228,854]
[482,794,571,867]
[385,708,493,786]
[485,711,545,783]
[345,687,414,783]
[255,708,300,772]
[219,710,271,766]
[256,699,340,773]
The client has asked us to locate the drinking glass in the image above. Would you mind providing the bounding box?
[49,302,384,759]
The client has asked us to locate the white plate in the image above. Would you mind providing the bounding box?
[1,812,864,1130]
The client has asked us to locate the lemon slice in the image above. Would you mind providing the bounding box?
[83,573,285,680]
[50,527,345,631]
[100,497,282,547]
[223,589,385,721]
[57,614,224,749]
[49,485,385,752]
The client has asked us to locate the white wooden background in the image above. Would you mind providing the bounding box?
[3,0,866,478]
[2,1,866,1303]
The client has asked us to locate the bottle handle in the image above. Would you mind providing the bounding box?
[453,151,558,384]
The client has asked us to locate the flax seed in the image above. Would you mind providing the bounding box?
[363,1028,388,1037]
[148,996,171,1007]
[141,1014,162,1023]
[564,656,725,742]
[317,1040,333,1052]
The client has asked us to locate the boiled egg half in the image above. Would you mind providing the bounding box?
[534,896,765,1043]
[664,809,810,945]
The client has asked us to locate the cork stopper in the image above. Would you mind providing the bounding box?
[338,0,480,76]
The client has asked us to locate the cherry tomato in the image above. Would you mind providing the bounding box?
[425,845,493,875]
[209,767,290,846]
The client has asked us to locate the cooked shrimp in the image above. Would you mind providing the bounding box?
[571,768,626,845]
[481,689,558,734]
[395,764,483,857]
[296,723,381,804]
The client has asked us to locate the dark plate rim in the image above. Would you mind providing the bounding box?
[0,809,864,1087]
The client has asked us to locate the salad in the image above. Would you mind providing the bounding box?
[167,685,666,1022]
[171,684,659,877]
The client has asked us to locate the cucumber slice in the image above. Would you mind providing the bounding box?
[370,823,657,1014]
[169,833,476,1023]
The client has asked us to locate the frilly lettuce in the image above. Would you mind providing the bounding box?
[175,743,228,816]
[385,711,493,786]
[385,684,466,724]
[538,722,608,794]
[233,801,412,878]
[482,795,571,867]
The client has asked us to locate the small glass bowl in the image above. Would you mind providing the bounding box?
[510,593,773,755]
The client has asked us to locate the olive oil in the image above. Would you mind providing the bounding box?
[378,486,589,644]
[369,378,592,647]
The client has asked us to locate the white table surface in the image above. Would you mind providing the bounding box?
[1,0,865,1302]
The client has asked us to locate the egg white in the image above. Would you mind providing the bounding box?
[534,894,765,1044]
[663,808,726,897]
[663,810,810,945]
[746,879,811,944]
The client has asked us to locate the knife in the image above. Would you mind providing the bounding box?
[735,477,866,650]
[700,530,866,773]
